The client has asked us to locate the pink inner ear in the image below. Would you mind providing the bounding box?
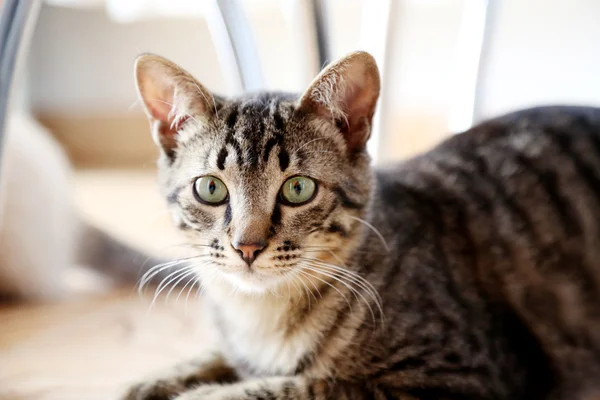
[147,100,173,125]
[343,64,377,118]
[144,80,180,142]
[141,71,176,125]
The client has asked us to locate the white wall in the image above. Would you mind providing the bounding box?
[478,0,600,119]
[27,2,315,114]
[28,5,225,113]
[26,0,600,162]
[377,0,466,161]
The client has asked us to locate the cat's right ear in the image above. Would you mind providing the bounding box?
[134,54,216,159]
[297,51,380,155]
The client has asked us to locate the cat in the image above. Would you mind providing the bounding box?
[122,50,600,400]
[0,112,161,301]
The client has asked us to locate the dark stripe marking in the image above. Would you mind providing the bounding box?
[167,187,184,204]
[510,148,581,236]
[548,128,600,202]
[332,186,364,210]
[278,149,290,171]
[216,147,228,170]
[263,137,278,162]
[223,203,232,227]
[273,110,286,133]
[225,107,239,129]
[224,106,243,166]
[327,222,347,236]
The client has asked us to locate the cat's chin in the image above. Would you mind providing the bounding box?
[220,268,289,295]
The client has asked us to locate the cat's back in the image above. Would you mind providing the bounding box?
[378,105,600,209]
[374,105,600,396]
[441,105,600,155]
[376,104,600,270]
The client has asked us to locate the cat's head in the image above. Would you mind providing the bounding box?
[134,51,380,294]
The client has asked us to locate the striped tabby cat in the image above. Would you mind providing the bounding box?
[124,51,600,400]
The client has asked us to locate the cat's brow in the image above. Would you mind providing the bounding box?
[217,97,292,171]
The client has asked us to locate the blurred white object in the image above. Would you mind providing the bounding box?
[105,0,204,23]
[447,0,493,133]
[44,0,105,8]
[358,0,395,164]
[44,0,204,22]
[282,0,321,86]
[205,0,264,94]
[45,0,261,95]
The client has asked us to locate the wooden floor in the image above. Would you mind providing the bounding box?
[0,290,213,400]
[0,170,212,400]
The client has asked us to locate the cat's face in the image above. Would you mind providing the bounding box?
[135,52,380,294]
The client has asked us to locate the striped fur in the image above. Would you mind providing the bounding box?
[125,51,600,400]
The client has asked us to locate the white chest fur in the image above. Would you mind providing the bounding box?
[207,288,319,376]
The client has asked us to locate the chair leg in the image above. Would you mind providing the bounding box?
[448,0,497,132]
[204,0,264,94]
[358,0,396,164]
[0,0,41,219]
[309,0,330,70]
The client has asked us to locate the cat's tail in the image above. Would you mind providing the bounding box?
[75,222,177,289]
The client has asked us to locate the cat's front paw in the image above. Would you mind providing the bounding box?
[173,377,303,400]
[121,378,187,400]
[121,354,237,400]
[173,384,240,400]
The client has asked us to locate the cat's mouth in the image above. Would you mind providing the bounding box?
[204,239,339,294]
[218,261,296,293]
[203,245,306,293]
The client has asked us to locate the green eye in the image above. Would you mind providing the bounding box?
[280,176,317,205]
[193,176,228,205]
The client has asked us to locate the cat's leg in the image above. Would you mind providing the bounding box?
[173,376,414,400]
[122,353,238,400]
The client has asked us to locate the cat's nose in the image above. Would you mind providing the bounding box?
[232,240,267,266]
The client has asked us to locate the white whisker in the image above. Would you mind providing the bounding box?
[294,138,328,154]
[149,98,201,128]
[297,268,351,312]
[349,216,390,252]
[166,268,198,301]
[300,257,385,328]
[137,255,208,295]
[287,273,304,305]
[301,263,371,319]
[294,272,313,309]
[176,269,201,304]
[301,262,379,325]
[192,81,220,119]
[128,98,140,111]
[304,255,383,306]
[146,269,182,312]
[298,270,321,301]
[138,260,186,295]
[185,277,200,312]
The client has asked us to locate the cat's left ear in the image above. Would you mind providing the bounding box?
[298,51,380,153]
[134,54,216,158]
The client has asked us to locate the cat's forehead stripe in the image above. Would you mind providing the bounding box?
[263,135,280,163]
[214,95,292,171]
[216,147,228,170]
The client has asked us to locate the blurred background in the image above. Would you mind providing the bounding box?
[2,1,600,398]
[14,0,600,253]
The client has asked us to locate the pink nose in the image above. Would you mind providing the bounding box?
[232,241,267,265]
